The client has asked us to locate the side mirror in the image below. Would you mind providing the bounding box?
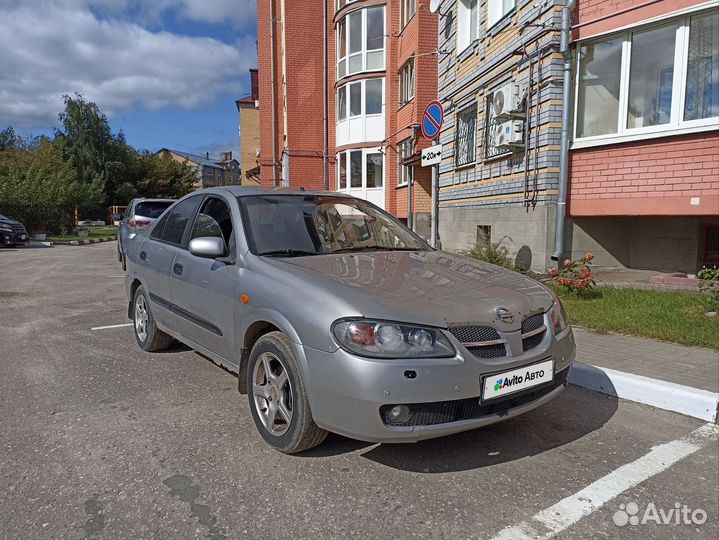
[188,237,226,259]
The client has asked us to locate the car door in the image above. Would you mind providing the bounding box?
[170,194,239,363]
[139,195,202,331]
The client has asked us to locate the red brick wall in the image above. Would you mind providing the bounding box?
[568,132,719,216]
[574,0,700,39]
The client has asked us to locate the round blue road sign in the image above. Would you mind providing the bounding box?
[422,100,444,141]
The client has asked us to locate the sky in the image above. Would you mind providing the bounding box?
[0,0,258,162]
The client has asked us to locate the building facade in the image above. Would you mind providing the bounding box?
[236,68,262,183]
[436,0,717,273]
[256,0,440,236]
[157,149,241,190]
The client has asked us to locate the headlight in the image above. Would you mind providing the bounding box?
[332,319,456,359]
[549,298,569,335]
[0,224,12,232]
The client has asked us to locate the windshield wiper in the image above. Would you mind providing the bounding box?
[332,246,422,254]
[258,249,318,257]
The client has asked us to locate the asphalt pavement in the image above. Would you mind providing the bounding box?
[0,243,717,540]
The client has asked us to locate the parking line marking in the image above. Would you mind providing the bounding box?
[489,423,719,540]
[91,323,133,330]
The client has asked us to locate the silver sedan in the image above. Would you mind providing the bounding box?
[125,186,575,453]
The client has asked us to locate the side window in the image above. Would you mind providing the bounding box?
[190,197,233,248]
[150,211,170,240]
[158,196,201,245]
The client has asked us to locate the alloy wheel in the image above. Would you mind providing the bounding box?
[252,352,293,436]
[134,294,148,342]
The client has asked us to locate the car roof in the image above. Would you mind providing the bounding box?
[134,198,175,203]
[201,185,354,199]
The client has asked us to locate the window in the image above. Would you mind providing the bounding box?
[457,0,478,53]
[401,0,415,28]
[487,0,515,29]
[575,10,719,144]
[337,153,347,189]
[337,6,385,79]
[366,153,383,188]
[190,197,233,249]
[455,104,477,167]
[337,78,384,119]
[154,196,201,246]
[399,58,415,106]
[397,138,413,186]
[350,150,362,188]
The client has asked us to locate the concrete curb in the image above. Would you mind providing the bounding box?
[569,362,719,423]
[64,238,116,246]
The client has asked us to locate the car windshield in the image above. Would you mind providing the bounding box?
[135,201,172,219]
[239,195,429,256]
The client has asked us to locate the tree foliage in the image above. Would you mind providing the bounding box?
[0,94,196,232]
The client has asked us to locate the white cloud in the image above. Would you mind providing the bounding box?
[0,1,257,129]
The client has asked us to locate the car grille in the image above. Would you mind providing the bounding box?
[521,313,547,353]
[449,325,506,359]
[10,223,26,234]
[380,367,569,428]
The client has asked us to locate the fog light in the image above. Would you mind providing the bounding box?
[386,404,411,424]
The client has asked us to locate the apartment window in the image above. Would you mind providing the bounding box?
[401,0,415,28]
[455,104,477,167]
[397,138,413,186]
[350,150,363,188]
[575,10,719,144]
[399,58,415,106]
[337,149,385,190]
[487,0,515,29]
[337,153,347,189]
[457,0,478,53]
[337,78,385,120]
[337,6,386,79]
[366,153,384,188]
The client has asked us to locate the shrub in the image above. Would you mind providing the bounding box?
[549,252,598,298]
[462,238,516,269]
[698,266,719,312]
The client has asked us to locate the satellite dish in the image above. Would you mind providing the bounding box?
[429,0,441,14]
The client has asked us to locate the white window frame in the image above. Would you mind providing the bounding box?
[336,0,359,11]
[336,6,386,80]
[573,9,719,149]
[487,0,516,30]
[397,138,414,186]
[457,0,479,54]
[336,78,385,121]
[401,0,416,29]
[336,148,385,191]
[399,58,415,106]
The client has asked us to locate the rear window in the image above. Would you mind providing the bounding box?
[136,201,172,219]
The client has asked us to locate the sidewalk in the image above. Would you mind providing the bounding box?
[569,327,719,422]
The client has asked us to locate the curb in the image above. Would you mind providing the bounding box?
[62,238,116,246]
[569,362,719,423]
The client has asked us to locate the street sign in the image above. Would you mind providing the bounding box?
[421,100,444,141]
[421,144,443,167]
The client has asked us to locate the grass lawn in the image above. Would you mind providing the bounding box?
[555,286,719,350]
[44,226,117,243]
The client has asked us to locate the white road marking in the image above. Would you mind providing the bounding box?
[489,423,719,540]
[91,323,133,331]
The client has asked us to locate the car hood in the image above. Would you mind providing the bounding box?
[264,250,554,331]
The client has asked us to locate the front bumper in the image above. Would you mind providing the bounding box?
[0,230,29,246]
[302,328,576,443]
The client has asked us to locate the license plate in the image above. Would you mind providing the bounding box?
[482,358,554,401]
[20,235,26,240]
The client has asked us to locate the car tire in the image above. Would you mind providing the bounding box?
[247,331,327,454]
[133,285,172,352]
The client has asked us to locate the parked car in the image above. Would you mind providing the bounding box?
[0,214,30,247]
[118,198,174,270]
[111,214,123,226]
[124,187,576,453]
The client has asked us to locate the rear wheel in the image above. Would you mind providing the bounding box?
[248,332,327,453]
[133,286,172,352]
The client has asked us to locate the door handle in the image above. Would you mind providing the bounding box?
[173,263,184,276]
[139,251,146,261]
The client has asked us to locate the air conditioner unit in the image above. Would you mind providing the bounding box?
[492,82,524,118]
[493,120,524,149]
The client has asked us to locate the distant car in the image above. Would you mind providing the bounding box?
[0,214,30,247]
[118,198,174,270]
[124,186,576,454]
[111,214,123,226]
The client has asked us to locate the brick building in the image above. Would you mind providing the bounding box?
[236,69,262,184]
[157,149,241,190]
[436,0,717,273]
[256,0,440,236]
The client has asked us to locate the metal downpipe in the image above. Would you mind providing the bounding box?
[269,0,279,185]
[551,0,576,261]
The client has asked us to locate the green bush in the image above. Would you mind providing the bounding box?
[461,238,516,269]
[698,266,719,312]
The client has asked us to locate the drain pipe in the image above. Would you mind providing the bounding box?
[269,0,279,185]
[322,0,329,190]
[551,0,576,261]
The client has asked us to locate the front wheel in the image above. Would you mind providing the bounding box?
[247,332,327,453]
[133,285,172,352]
